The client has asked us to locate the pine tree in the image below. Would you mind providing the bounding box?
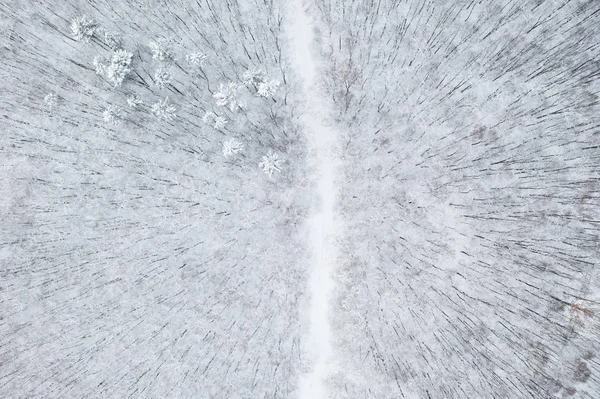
[103,105,122,125]
[154,68,172,89]
[151,97,176,120]
[149,38,174,62]
[186,52,207,67]
[213,82,244,112]
[257,79,280,98]
[242,68,267,88]
[70,15,98,43]
[259,151,283,176]
[126,94,142,109]
[94,50,133,88]
[222,138,243,157]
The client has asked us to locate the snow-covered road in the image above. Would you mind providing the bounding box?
[289,1,338,398]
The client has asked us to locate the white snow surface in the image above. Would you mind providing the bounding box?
[289,1,339,398]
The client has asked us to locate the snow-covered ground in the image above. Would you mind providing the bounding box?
[288,0,340,397]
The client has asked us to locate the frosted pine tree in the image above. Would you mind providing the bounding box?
[186,52,207,67]
[202,111,216,125]
[214,116,228,130]
[213,82,244,112]
[257,79,280,98]
[44,93,57,111]
[126,94,142,109]
[201,111,227,129]
[242,68,267,88]
[151,97,176,120]
[259,151,283,177]
[103,105,122,125]
[94,50,133,87]
[154,68,171,89]
[70,15,98,43]
[149,38,174,62]
[242,68,280,97]
[102,30,122,50]
[93,56,106,75]
[222,138,243,157]
[105,50,133,87]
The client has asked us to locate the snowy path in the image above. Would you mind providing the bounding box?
[289,1,338,398]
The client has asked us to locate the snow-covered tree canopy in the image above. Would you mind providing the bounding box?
[70,14,98,43]
[0,0,307,395]
[222,138,244,157]
[151,97,176,120]
[94,49,133,87]
[148,37,174,62]
[259,151,283,176]
[312,0,600,397]
[213,81,245,111]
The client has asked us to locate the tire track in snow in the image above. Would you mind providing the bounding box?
[289,1,338,398]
